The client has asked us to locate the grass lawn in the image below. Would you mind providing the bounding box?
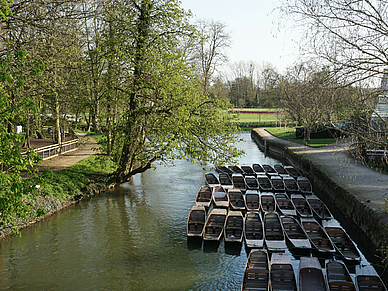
[266,127,336,148]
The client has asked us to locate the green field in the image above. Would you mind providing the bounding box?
[265,127,336,147]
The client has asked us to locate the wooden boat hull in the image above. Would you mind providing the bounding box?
[245,175,260,190]
[297,177,313,195]
[187,205,206,238]
[270,253,297,291]
[291,194,313,218]
[280,216,311,252]
[306,195,332,220]
[224,211,244,243]
[228,189,246,211]
[301,218,336,257]
[205,172,220,188]
[356,265,387,291]
[326,261,356,291]
[257,175,273,192]
[298,257,328,291]
[212,187,229,208]
[245,191,260,211]
[244,211,264,249]
[242,249,269,291]
[261,192,276,213]
[264,212,285,252]
[324,226,361,264]
[195,185,212,209]
[275,193,297,216]
[283,177,300,193]
[203,208,227,241]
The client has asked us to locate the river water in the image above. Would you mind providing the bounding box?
[0,132,373,290]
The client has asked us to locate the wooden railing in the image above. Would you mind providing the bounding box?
[28,139,79,160]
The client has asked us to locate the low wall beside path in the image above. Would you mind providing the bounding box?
[251,128,388,265]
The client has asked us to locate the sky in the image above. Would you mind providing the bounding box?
[180,0,302,74]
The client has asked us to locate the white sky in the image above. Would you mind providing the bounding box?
[180,0,302,74]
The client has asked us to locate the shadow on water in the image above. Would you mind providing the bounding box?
[203,240,220,253]
[224,242,242,255]
[187,237,203,250]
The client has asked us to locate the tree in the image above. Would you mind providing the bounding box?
[0,4,43,229]
[279,0,388,151]
[278,0,388,83]
[226,61,258,107]
[109,0,242,184]
[279,63,336,140]
[188,19,231,95]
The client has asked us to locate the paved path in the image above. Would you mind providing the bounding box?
[255,128,388,211]
[35,134,98,173]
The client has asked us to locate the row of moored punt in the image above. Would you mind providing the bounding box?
[241,251,386,291]
[186,164,387,291]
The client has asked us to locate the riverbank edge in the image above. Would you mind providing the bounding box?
[251,129,388,258]
[0,175,115,240]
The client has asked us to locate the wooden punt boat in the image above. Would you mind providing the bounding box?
[298,256,328,291]
[271,176,285,192]
[203,208,227,241]
[264,212,286,252]
[275,193,296,216]
[257,174,273,192]
[219,172,234,189]
[280,216,311,251]
[324,225,361,264]
[229,165,245,174]
[273,164,288,176]
[244,211,264,249]
[356,265,387,291]
[232,173,247,192]
[306,195,333,220]
[301,218,336,256]
[241,165,256,176]
[284,166,302,178]
[245,190,261,211]
[212,186,229,208]
[205,172,220,187]
[216,165,234,176]
[260,192,276,213]
[291,194,313,218]
[253,163,266,175]
[228,188,246,211]
[269,253,297,291]
[224,211,244,243]
[242,249,270,291]
[262,164,277,176]
[195,185,212,209]
[245,175,260,191]
[187,205,206,238]
[326,261,356,291]
[283,176,300,193]
[297,177,313,195]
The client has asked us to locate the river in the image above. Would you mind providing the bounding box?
[0,132,373,290]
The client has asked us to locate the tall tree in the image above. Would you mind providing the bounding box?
[110,0,242,184]
[189,19,231,95]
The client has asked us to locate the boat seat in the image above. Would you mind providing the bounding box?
[328,281,356,291]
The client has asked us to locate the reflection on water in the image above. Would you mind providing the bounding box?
[0,132,376,290]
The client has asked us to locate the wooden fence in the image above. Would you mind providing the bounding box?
[29,139,79,160]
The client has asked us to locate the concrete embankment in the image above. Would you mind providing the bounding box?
[251,128,388,263]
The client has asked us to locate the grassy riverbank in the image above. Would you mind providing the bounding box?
[265,127,336,147]
[1,135,115,238]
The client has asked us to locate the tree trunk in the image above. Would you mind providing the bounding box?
[55,93,61,145]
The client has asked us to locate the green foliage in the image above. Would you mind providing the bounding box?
[0,51,43,229]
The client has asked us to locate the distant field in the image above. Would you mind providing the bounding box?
[266,127,336,148]
[230,108,284,123]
